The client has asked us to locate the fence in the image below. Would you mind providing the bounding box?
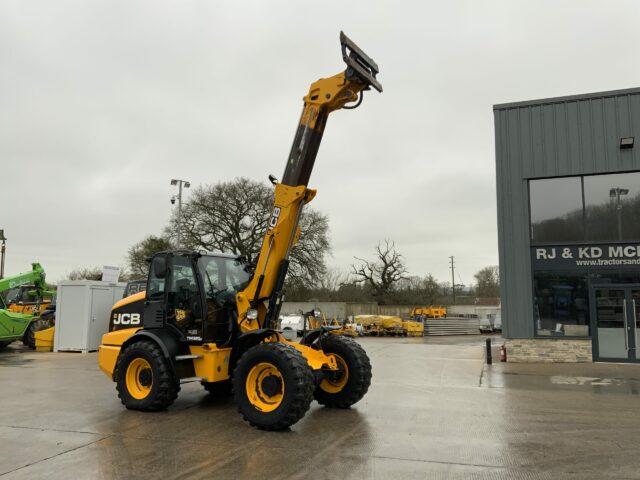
[280,302,501,321]
[281,302,423,319]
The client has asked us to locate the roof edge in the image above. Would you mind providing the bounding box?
[493,86,640,110]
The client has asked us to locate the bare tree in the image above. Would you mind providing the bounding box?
[67,266,103,281]
[166,178,271,260]
[165,177,330,288]
[474,265,500,298]
[128,235,174,278]
[351,240,408,304]
[317,268,349,291]
[391,273,442,305]
[422,274,441,305]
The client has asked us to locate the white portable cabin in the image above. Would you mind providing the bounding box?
[54,280,126,353]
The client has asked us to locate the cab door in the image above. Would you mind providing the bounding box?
[143,254,169,329]
[165,254,205,343]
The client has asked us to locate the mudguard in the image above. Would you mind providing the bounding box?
[121,328,185,359]
[229,328,282,371]
[300,326,342,347]
[99,326,192,380]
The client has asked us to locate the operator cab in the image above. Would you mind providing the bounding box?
[146,251,251,346]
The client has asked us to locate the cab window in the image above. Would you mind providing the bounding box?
[168,255,202,340]
[147,257,166,300]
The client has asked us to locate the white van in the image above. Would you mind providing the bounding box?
[279,314,305,337]
[493,312,502,332]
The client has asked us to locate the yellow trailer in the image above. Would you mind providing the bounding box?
[355,315,404,336]
[402,320,424,337]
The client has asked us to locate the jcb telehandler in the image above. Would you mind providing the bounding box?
[98,32,382,430]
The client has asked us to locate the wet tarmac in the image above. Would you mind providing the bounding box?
[2,336,640,479]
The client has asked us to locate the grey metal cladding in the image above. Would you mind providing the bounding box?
[493,89,640,339]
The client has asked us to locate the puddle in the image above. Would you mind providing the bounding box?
[550,375,625,386]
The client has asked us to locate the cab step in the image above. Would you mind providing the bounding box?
[180,376,204,384]
[175,354,201,361]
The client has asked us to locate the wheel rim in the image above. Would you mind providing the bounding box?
[245,362,284,412]
[126,358,153,400]
[320,354,349,393]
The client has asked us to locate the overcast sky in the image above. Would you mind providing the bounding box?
[2,1,640,285]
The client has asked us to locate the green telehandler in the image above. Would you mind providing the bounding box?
[0,263,54,350]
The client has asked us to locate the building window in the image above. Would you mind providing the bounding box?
[583,172,640,242]
[589,271,640,285]
[529,177,584,243]
[529,171,640,244]
[533,271,589,337]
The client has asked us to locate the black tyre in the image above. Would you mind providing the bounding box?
[115,341,180,411]
[203,379,232,396]
[40,310,55,322]
[314,335,372,409]
[233,342,314,431]
[23,319,48,350]
[0,341,12,350]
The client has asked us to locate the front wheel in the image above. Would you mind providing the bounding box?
[314,335,372,409]
[115,341,180,411]
[233,342,314,431]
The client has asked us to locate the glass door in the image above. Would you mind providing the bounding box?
[594,288,628,360]
[633,289,640,361]
[592,285,640,362]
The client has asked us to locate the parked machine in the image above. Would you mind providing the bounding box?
[98,32,382,430]
[0,263,55,350]
[402,320,424,336]
[410,306,446,320]
[6,286,53,315]
[353,315,402,336]
[122,280,146,298]
[280,310,357,338]
[304,310,359,338]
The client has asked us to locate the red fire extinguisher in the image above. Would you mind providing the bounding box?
[500,344,507,362]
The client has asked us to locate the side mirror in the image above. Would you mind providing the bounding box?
[152,257,168,279]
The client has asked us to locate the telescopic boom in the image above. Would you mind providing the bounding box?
[236,32,382,331]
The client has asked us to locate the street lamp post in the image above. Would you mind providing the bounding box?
[0,230,5,280]
[609,187,629,240]
[449,256,457,304]
[171,179,191,248]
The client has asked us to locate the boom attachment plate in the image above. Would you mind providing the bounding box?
[340,31,383,92]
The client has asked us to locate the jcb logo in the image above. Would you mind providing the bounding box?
[268,207,281,229]
[113,313,141,325]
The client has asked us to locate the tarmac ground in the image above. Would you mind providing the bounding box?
[2,335,640,479]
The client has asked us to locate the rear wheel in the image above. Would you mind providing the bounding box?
[233,342,314,431]
[115,341,180,411]
[314,335,372,409]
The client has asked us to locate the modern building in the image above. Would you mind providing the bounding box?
[494,87,640,362]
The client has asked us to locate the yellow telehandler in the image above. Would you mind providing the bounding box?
[98,32,382,430]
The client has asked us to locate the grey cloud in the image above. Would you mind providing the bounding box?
[1,0,638,284]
